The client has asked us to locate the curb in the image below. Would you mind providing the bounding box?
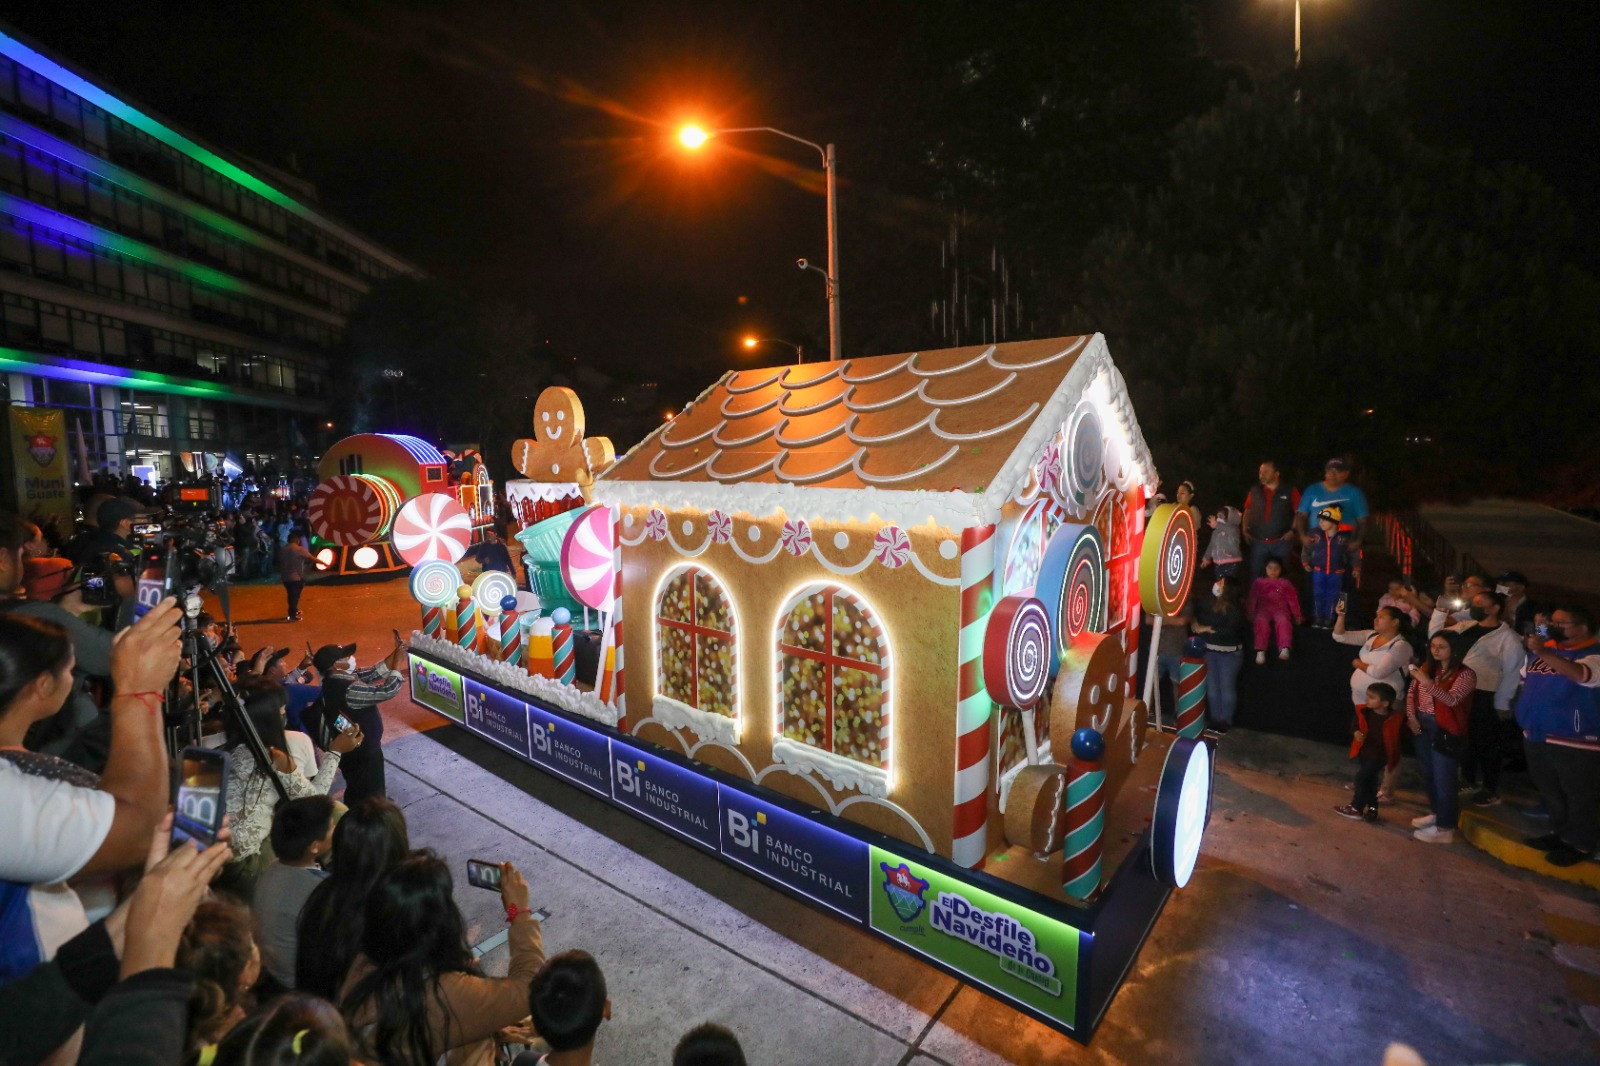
[1458,811,1600,891]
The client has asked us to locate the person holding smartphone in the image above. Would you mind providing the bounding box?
[308,634,407,807]
[341,854,544,1066]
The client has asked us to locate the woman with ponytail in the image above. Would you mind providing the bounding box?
[208,994,354,1066]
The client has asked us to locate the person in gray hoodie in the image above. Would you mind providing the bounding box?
[1203,506,1244,579]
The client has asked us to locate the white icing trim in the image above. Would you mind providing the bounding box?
[920,371,1017,408]
[769,736,888,798]
[712,419,778,448]
[630,716,690,754]
[929,402,1041,443]
[833,795,937,853]
[853,445,959,485]
[779,387,848,417]
[648,450,712,479]
[409,633,621,728]
[724,368,781,394]
[775,416,851,449]
[907,344,995,378]
[686,738,760,779]
[506,480,586,503]
[772,450,860,485]
[596,482,989,538]
[659,421,718,448]
[708,451,779,482]
[649,695,739,746]
[780,362,847,388]
[993,335,1087,370]
[840,354,913,383]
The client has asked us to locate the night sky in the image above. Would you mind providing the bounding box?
[6,0,1595,383]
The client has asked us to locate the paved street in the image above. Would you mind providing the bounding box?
[1420,500,1600,602]
[214,576,1600,1065]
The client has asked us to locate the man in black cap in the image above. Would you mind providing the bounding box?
[1496,570,1535,634]
[304,632,408,805]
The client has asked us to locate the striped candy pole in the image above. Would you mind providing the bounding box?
[553,624,576,685]
[953,523,997,870]
[499,604,521,665]
[482,606,503,660]
[454,586,477,653]
[528,618,554,678]
[1062,727,1107,901]
[610,509,626,727]
[421,604,443,640]
[1176,655,1209,740]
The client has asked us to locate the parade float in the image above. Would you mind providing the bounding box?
[404,337,1211,1041]
[305,433,495,576]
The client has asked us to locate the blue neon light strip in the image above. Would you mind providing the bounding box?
[381,433,447,465]
[0,345,322,410]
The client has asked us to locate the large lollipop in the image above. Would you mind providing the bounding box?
[559,505,615,611]
[410,559,462,606]
[393,493,473,566]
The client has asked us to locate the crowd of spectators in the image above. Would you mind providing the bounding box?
[0,490,753,1064]
[1155,458,1600,866]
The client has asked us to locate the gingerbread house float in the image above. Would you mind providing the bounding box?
[589,333,1192,884]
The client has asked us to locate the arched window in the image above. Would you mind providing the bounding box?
[655,566,737,719]
[776,583,890,769]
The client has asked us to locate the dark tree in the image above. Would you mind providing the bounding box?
[1071,58,1600,505]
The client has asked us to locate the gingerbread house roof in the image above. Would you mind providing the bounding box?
[595,334,1157,529]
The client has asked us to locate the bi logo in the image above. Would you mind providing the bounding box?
[725,809,766,856]
[615,758,646,797]
[465,690,486,726]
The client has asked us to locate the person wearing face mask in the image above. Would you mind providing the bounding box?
[1517,607,1600,868]
[1191,576,1246,732]
[1495,571,1534,634]
[1428,591,1524,807]
[307,637,407,807]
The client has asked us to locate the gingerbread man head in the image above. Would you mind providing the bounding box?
[535,387,585,446]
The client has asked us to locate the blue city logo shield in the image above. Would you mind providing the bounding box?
[880,861,929,923]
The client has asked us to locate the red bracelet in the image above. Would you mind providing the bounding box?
[112,691,163,712]
[505,904,528,924]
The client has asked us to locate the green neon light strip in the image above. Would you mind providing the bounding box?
[0,112,367,291]
[0,345,320,410]
[0,32,312,221]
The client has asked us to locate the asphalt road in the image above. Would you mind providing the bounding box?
[211,576,1600,1065]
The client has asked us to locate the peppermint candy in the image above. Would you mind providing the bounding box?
[780,518,812,557]
[707,510,733,544]
[872,525,911,568]
[645,508,668,542]
[1039,443,1064,498]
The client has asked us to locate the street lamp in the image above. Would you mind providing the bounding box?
[742,335,804,364]
[679,123,841,362]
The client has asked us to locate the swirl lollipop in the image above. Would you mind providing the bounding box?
[1139,503,1196,616]
[410,559,462,606]
[472,570,519,613]
[559,506,615,611]
[982,594,1051,707]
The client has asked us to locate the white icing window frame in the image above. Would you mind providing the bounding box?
[772,581,892,790]
[652,563,740,730]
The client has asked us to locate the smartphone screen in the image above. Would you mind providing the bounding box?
[332,713,354,734]
[466,859,503,891]
[173,747,229,850]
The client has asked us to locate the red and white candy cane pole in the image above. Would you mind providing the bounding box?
[421,604,443,641]
[499,599,521,665]
[952,523,997,870]
[610,508,626,729]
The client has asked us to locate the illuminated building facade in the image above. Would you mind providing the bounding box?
[0,25,420,482]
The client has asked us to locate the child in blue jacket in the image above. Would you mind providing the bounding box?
[1301,506,1356,628]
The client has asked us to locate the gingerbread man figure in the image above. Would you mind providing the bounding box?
[512,386,615,485]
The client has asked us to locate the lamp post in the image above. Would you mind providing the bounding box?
[680,124,841,362]
[742,335,804,365]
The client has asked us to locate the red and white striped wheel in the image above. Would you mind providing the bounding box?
[309,476,385,546]
[393,492,473,565]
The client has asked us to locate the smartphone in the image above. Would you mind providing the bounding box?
[1536,624,1551,639]
[466,859,504,891]
[172,747,230,850]
[331,713,354,735]
[1336,592,1348,613]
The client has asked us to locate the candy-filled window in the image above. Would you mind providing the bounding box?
[777,583,890,769]
[655,566,737,719]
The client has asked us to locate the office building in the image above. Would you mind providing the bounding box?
[0,25,421,484]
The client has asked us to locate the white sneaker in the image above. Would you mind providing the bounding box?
[1255,651,1266,665]
[1414,826,1455,844]
[1411,814,1436,829]
[1278,647,1291,660]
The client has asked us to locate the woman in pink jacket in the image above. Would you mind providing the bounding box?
[1246,557,1303,664]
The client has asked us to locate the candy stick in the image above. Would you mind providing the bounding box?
[421,604,443,640]
[455,585,478,654]
[1176,655,1208,740]
[553,623,575,685]
[1062,727,1107,901]
[529,618,554,678]
[498,596,521,665]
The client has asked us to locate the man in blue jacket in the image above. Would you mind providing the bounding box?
[1517,606,1600,867]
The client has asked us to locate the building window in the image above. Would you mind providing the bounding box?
[656,566,737,719]
[776,583,889,769]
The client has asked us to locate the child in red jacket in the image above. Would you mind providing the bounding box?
[1337,682,1402,822]
[1246,557,1302,664]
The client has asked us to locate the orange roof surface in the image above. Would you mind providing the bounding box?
[604,336,1095,493]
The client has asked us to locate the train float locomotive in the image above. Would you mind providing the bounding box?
[306,432,495,576]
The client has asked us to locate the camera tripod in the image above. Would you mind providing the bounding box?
[164,584,289,807]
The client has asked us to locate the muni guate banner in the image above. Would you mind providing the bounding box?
[4,405,72,524]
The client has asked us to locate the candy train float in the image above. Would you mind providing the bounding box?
[304,434,495,577]
[404,338,1213,1041]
